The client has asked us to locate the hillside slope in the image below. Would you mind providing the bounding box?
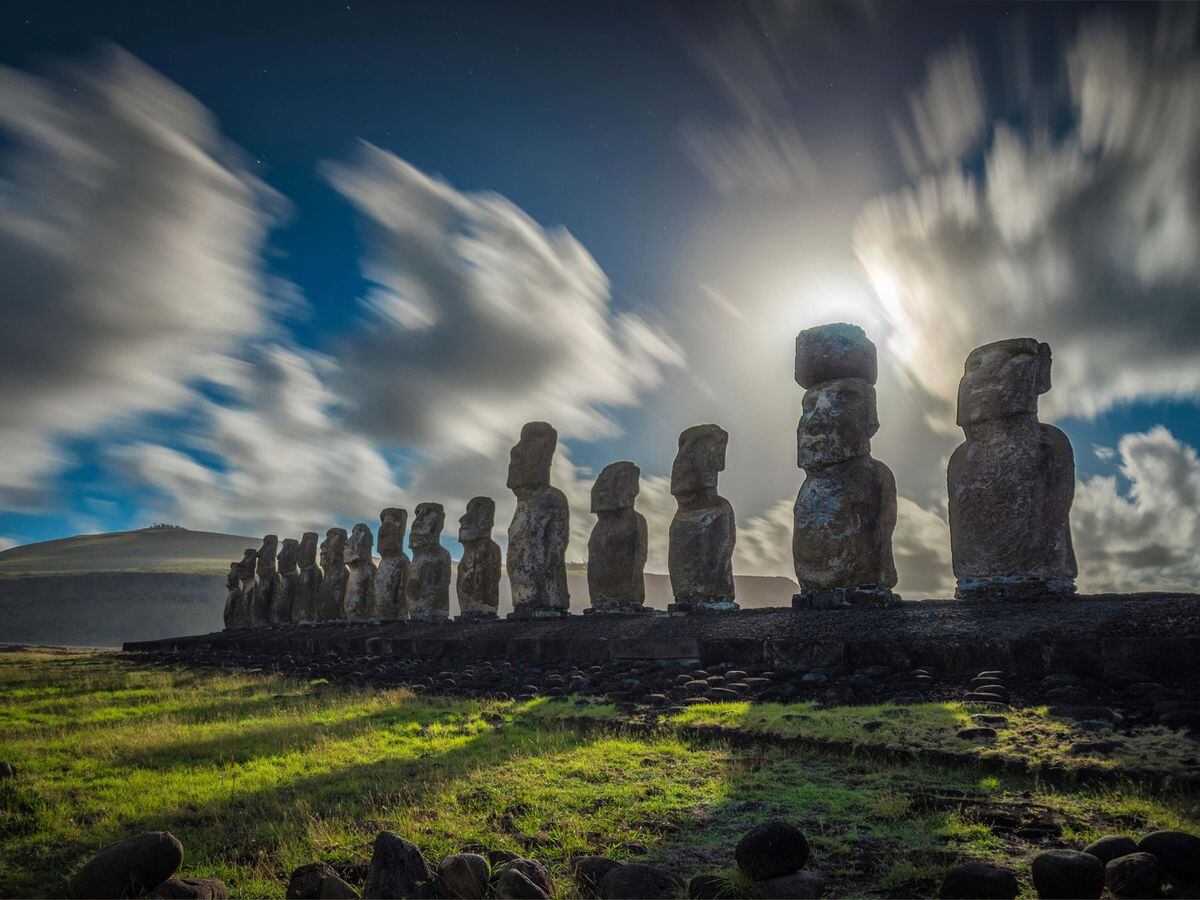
[0,526,259,576]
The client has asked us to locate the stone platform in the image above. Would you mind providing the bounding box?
[124,593,1200,681]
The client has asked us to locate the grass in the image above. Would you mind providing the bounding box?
[1,650,1197,898]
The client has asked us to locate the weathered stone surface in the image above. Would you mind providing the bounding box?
[407,503,451,621]
[233,548,258,628]
[373,508,409,621]
[286,862,358,899]
[148,876,230,899]
[588,462,647,612]
[1083,835,1138,866]
[939,861,1019,899]
[292,532,323,623]
[1030,849,1104,899]
[507,422,570,616]
[269,538,299,625]
[343,523,377,621]
[250,535,278,625]
[316,528,349,621]
[949,339,1077,601]
[437,853,490,899]
[457,497,500,619]
[688,874,735,899]
[1106,852,1160,899]
[735,819,810,881]
[222,562,242,630]
[1138,831,1200,879]
[598,863,680,899]
[362,831,429,900]
[0,761,13,779]
[757,871,826,899]
[573,857,621,896]
[492,859,552,899]
[669,425,736,612]
[793,325,897,607]
[69,831,184,899]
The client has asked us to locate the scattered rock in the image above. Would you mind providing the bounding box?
[287,862,359,900]
[757,870,826,899]
[1106,852,1160,899]
[735,819,810,882]
[362,831,430,900]
[69,831,184,899]
[688,873,734,899]
[491,867,549,900]
[939,861,1019,899]
[598,863,680,899]
[1030,849,1104,900]
[1138,831,1200,879]
[148,877,230,899]
[1083,835,1138,866]
[0,761,13,779]
[487,850,521,869]
[436,853,490,899]
[493,859,553,897]
[957,727,998,741]
[572,857,621,896]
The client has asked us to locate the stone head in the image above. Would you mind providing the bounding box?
[298,532,318,568]
[671,424,728,497]
[410,502,446,550]
[592,461,640,513]
[377,508,408,558]
[797,377,878,469]
[458,496,495,543]
[238,548,257,579]
[507,421,557,495]
[957,338,1052,426]
[255,535,279,576]
[277,538,299,574]
[322,527,348,567]
[795,322,877,389]
[347,523,374,564]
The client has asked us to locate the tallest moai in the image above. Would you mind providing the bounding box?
[948,339,1076,600]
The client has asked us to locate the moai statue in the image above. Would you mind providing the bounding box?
[669,425,737,612]
[948,338,1077,600]
[291,531,322,623]
[343,523,377,620]
[792,323,899,608]
[269,538,299,625]
[250,535,279,624]
[223,562,242,630]
[234,548,258,627]
[315,527,349,620]
[407,502,451,621]
[506,421,571,617]
[373,508,410,620]
[456,496,501,620]
[587,461,648,614]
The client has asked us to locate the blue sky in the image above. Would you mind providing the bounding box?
[1,1,1198,595]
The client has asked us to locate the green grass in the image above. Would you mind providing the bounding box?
[1,651,1196,898]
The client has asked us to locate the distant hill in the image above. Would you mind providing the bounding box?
[0,527,799,646]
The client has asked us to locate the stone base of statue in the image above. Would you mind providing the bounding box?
[668,596,739,614]
[410,610,449,623]
[457,610,498,622]
[507,608,572,620]
[793,585,900,610]
[955,575,1077,602]
[584,603,653,616]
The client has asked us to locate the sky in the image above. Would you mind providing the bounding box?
[1,0,1199,596]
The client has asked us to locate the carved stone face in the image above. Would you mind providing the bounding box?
[347,523,374,564]
[797,378,877,470]
[277,538,299,574]
[378,508,408,558]
[256,535,279,576]
[458,496,495,543]
[507,421,557,492]
[323,528,347,567]
[410,502,446,550]
[671,424,728,497]
[957,338,1051,426]
[592,461,640,513]
[298,532,318,568]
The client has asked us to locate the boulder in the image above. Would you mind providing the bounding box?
[1083,836,1138,866]
[1030,849,1104,900]
[572,857,621,896]
[493,859,553,896]
[1106,852,1160,899]
[69,831,184,899]
[1138,831,1200,880]
[436,853,489,899]
[362,831,430,899]
[758,870,826,898]
[939,861,1019,899]
[148,877,230,899]
[0,761,13,779]
[688,874,735,899]
[286,862,350,900]
[491,867,549,900]
[598,863,680,899]
[735,819,810,881]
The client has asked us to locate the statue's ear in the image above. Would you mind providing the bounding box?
[1036,342,1052,394]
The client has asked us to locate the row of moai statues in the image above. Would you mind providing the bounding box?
[222,323,1077,628]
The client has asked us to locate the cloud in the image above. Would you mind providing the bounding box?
[0,46,282,508]
[855,12,1200,426]
[1073,426,1200,593]
[320,144,684,458]
[890,37,986,175]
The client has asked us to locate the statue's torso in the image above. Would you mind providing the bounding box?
[508,486,570,609]
[457,540,501,613]
[407,546,451,617]
[588,510,647,605]
[668,496,735,601]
